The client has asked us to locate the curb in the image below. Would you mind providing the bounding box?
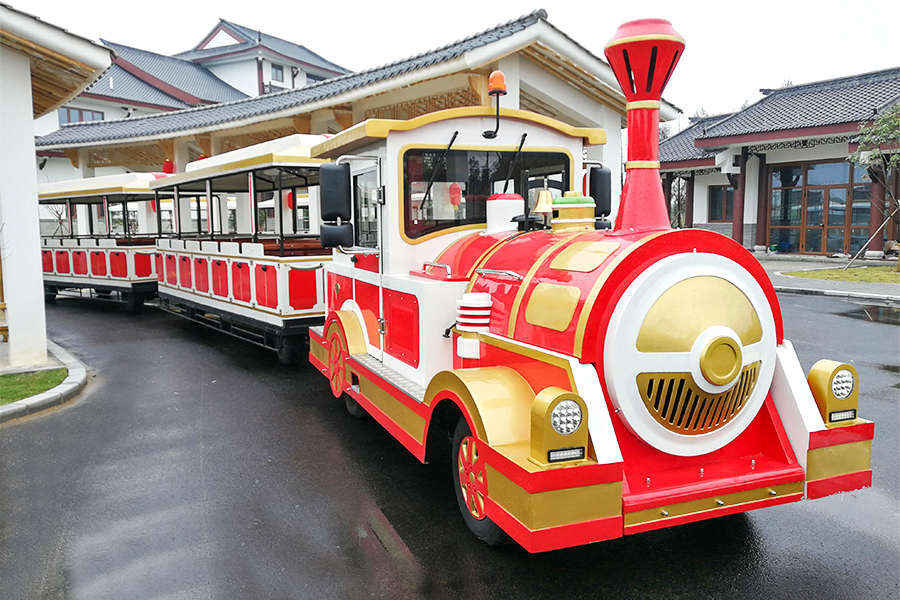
[0,340,88,425]
[773,286,900,306]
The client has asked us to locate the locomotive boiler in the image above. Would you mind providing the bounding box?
[308,19,873,552]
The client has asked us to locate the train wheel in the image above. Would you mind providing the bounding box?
[123,292,143,314]
[344,394,367,419]
[452,417,509,546]
[276,335,304,366]
[327,325,348,398]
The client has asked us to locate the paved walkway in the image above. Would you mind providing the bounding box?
[1,254,896,423]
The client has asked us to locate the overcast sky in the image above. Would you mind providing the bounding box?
[21,0,900,130]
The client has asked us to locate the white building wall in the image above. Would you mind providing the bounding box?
[0,47,48,366]
[206,60,259,97]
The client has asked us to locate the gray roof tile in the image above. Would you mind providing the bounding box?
[698,67,900,142]
[660,114,733,163]
[83,65,191,109]
[38,10,548,149]
[102,40,248,104]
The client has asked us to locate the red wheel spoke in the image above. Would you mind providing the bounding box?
[457,435,487,521]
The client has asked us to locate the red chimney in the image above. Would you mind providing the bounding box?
[604,19,684,234]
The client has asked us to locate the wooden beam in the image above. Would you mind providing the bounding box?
[63,148,78,169]
[158,139,174,161]
[468,74,489,107]
[195,133,212,157]
[333,111,353,131]
[292,115,311,134]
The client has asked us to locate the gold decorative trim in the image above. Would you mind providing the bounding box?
[524,283,581,332]
[624,481,802,527]
[806,440,872,481]
[358,374,426,443]
[477,334,578,391]
[550,241,620,272]
[605,34,686,50]
[625,160,661,170]
[626,101,661,110]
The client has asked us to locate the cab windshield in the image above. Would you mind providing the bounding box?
[403,149,569,239]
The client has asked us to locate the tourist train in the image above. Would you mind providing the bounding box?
[37,19,873,553]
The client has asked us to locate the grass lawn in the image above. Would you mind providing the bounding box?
[783,265,900,284]
[0,369,68,405]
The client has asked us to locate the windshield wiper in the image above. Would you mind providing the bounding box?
[502,133,528,193]
[422,131,459,209]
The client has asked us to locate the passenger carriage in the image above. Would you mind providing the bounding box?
[38,172,167,312]
[148,135,333,363]
[308,19,874,552]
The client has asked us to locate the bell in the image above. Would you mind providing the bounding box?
[533,189,554,215]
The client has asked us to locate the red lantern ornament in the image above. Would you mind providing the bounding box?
[449,183,462,207]
[283,190,293,210]
[162,159,175,174]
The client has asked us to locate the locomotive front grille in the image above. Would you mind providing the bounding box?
[635,362,760,435]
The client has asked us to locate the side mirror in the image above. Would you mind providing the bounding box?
[588,166,611,218]
[320,223,354,248]
[320,163,352,221]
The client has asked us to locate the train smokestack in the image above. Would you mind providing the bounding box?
[604,19,684,234]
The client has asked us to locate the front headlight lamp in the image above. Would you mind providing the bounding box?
[831,369,854,399]
[551,399,582,435]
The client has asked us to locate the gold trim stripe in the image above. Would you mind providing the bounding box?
[605,34,686,50]
[624,481,802,527]
[626,101,661,110]
[806,441,872,482]
[625,161,660,170]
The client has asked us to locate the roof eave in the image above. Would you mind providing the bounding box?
[695,121,865,148]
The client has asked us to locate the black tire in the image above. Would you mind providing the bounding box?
[44,286,57,303]
[452,417,509,546]
[344,393,367,419]
[275,335,304,365]
[123,292,143,314]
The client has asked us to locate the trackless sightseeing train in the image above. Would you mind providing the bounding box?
[307,19,874,552]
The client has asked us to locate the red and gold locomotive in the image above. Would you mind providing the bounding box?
[308,19,873,552]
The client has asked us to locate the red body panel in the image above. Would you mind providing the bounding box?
[55,251,70,274]
[355,280,381,350]
[90,251,106,276]
[232,262,251,302]
[155,254,164,282]
[328,272,353,312]
[72,251,88,275]
[135,254,153,278]
[110,251,127,278]
[354,253,379,273]
[42,250,54,273]
[289,269,318,310]
[194,258,209,293]
[165,254,177,285]
[255,264,278,309]
[212,260,228,297]
[178,256,192,289]
[383,288,419,367]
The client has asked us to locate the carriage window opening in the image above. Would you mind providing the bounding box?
[403,149,569,240]
[354,170,379,248]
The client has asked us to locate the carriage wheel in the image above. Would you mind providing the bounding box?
[452,417,509,546]
[327,325,348,398]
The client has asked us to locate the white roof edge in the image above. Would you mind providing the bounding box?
[0,4,113,71]
[184,133,328,172]
[37,172,160,198]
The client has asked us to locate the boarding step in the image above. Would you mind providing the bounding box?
[350,353,427,404]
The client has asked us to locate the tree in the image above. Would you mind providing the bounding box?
[848,103,900,269]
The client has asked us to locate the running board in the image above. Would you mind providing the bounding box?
[350,354,427,403]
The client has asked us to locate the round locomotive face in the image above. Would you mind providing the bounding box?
[603,251,778,457]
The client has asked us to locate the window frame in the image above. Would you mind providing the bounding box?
[707,185,734,223]
[271,64,284,83]
[58,106,103,125]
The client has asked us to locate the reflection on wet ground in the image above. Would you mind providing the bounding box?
[840,303,900,326]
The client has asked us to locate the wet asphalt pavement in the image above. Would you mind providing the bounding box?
[0,294,897,600]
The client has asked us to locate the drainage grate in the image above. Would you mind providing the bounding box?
[636,363,760,435]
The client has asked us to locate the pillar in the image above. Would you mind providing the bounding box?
[684,174,695,228]
[663,173,673,224]
[732,147,748,246]
[865,169,886,259]
[754,153,768,251]
[0,47,47,365]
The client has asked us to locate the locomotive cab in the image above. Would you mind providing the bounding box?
[309,19,873,553]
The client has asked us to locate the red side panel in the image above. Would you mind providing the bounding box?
[807,471,872,500]
[232,262,251,302]
[254,264,277,309]
[289,268,318,310]
[110,251,127,278]
[178,256,192,288]
[194,258,209,293]
[72,251,88,275]
[55,251,70,274]
[165,254,177,285]
[212,260,228,297]
[42,250,54,273]
[354,253,379,273]
[383,288,419,367]
[91,251,107,276]
[328,272,353,311]
[355,279,381,350]
[155,254,164,282]
[135,253,152,278]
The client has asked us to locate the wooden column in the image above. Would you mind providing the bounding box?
[684,173,695,228]
[732,147,748,246]
[868,168,886,253]
[663,173,673,223]
[755,153,768,248]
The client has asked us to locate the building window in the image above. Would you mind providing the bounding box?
[58,107,103,125]
[271,64,284,82]
[708,186,734,222]
[307,73,324,85]
[769,161,876,255]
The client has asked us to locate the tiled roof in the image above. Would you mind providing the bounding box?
[697,67,900,142]
[37,9,549,149]
[660,114,733,163]
[173,20,348,75]
[102,40,248,104]
[82,65,191,110]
